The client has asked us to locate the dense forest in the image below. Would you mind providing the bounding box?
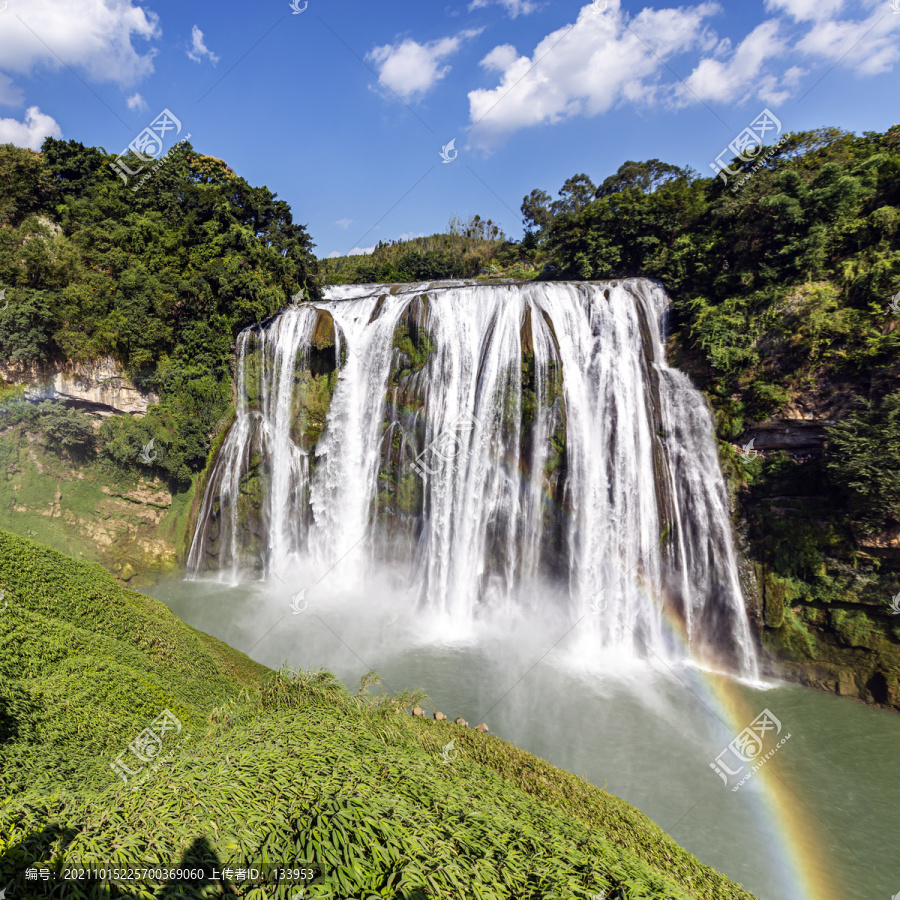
[0,139,318,483]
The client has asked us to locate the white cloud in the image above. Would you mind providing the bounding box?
[368,29,482,102]
[126,92,147,111]
[324,246,378,258]
[468,0,540,17]
[467,1,719,147]
[336,218,353,229]
[679,20,788,104]
[764,0,846,22]
[0,106,62,149]
[0,0,159,87]
[188,25,219,64]
[796,9,900,76]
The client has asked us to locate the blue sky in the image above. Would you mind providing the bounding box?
[0,0,897,257]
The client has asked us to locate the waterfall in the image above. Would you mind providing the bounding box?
[187,279,758,677]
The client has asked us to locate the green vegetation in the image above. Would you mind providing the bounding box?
[825,389,900,532]
[0,529,757,899]
[321,215,541,284]
[0,139,318,489]
[0,403,197,583]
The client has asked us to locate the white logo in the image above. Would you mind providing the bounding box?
[711,708,790,791]
[711,109,782,185]
[739,438,760,462]
[110,109,182,185]
[0,589,6,613]
[440,139,458,164]
[886,293,900,315]
[0,3,7,11]
[590,0,608,11]
[290,589,308,614]
[0,288,7,312]
[891,0,900,14]
[411,412,481,479]
[590,893,607,900]
[289,0,308,12]
[589,590,607,614]
[111,709,183,785]
[291,291,302,307]
[139,438,158,465]
[890,593,900,615]
[440,738,459,764]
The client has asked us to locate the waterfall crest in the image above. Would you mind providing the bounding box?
[187,279,757,676]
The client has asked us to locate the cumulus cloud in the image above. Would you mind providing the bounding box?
[764,0,847,22]
[368,29,482,102]
[467,1,719,147]
[0,0,159,87]
[126,92,147,111]
[796,9,900,76]
[468,0,540,17]
[679,20,789,104]
[188,25,219,64]
[0,106,62,149]
[336,218,353,229]
[467,0,900,146]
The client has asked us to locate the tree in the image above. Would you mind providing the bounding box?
[521,189,553,232]
[551,174,596,216]
[595,159,689,198]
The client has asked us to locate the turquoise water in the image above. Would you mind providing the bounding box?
[147,577,900,900]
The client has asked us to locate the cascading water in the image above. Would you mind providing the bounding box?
[187,279,757,677]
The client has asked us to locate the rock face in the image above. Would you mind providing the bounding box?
[0,357,158,416]
[740,417,830,452]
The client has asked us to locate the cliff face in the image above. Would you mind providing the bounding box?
[0,356,158,416]
[718,414,900,712]
[0,356,196,585]
[0,422,198,585]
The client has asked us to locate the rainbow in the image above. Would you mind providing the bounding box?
[655,594,844,900]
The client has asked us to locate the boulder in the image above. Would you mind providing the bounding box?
[474,723,489,733]
[411,707,425,718]
[454,717,469,727]
[433,711,447,721]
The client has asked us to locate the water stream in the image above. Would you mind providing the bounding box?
[161,280,900,899]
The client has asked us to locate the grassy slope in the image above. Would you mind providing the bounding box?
[0,422,199,585]
[0,531,757,899]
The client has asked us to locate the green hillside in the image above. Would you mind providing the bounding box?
[0,530,757,899]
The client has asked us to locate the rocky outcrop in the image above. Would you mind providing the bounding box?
[0,357,158,416]
[740,416,831,452]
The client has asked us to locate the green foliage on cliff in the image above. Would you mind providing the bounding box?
[530,127,900,422]
[825,389,900,531]
[0,139,319,485]
[0,530,758,899]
